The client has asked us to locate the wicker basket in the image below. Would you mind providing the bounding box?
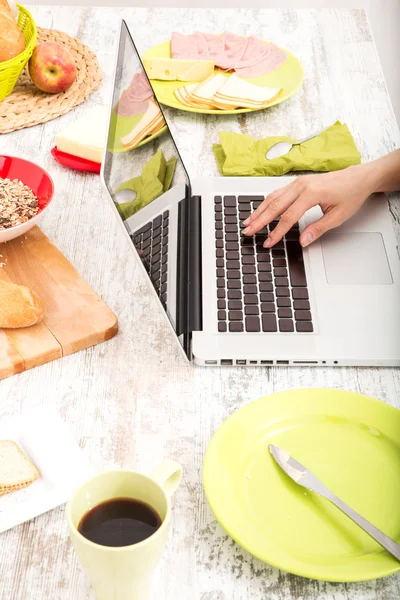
[0,4,37,102]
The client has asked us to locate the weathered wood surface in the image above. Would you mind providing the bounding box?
[0,7,399,600]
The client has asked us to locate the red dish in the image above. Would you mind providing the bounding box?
[51,147,101,174]
[0,155,54,212]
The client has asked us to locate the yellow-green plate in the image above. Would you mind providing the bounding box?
[142,40,304,115]
[108,106,167,153]
[203,389,400,582]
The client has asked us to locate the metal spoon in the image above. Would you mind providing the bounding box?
[266,127,327,160]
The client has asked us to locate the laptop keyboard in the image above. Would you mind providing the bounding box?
[215,195,313,333]
[132,211,169,306]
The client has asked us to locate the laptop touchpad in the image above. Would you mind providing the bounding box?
[321,232,393,285]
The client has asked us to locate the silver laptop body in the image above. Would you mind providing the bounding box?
[101,21,400,367]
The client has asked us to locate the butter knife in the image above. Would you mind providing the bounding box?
[269,444,400,561]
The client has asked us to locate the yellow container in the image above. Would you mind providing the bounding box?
[0,4,37,102]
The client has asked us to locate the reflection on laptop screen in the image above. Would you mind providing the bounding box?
[103,21,190,348]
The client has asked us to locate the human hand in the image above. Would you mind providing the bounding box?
[242,165,374,248]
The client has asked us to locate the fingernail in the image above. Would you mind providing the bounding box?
[243,217,250,226]
[242,227,251,235]
[264,237,272,248]
[301,233,313,247]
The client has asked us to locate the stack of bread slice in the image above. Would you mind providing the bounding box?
[121,99,165,151]
[174,73,281,111]
[0,440,40,496]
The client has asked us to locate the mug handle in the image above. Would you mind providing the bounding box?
[150,459,182,496]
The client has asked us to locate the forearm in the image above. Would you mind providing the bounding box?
[364,149,400,193]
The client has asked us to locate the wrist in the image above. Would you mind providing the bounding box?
[349,163,380,195]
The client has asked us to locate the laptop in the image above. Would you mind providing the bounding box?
[101,20,400,367]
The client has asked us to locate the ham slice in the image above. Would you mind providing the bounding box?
[234,43,287,78]
[234,35,268,68]
[115,71,154,117]
[216,32,248,69]
[200,33,226,64]
[171,32,209,60]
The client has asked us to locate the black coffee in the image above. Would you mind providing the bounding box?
[78,498,162,547]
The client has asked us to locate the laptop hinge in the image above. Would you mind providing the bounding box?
[188,195,203,333]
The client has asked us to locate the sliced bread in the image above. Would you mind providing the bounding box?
[0,440,40,495]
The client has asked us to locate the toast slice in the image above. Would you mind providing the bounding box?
[0,440,40,496]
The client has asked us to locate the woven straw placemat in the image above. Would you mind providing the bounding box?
[0,28,102,134]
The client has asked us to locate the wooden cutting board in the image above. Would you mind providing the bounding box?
[0,226,118,380]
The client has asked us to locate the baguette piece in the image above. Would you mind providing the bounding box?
[0,280,44,329]
[0,440,40,496]
[0,0,24,62]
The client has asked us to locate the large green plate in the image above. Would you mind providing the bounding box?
[142,40,304,115]
[203,389,400,582]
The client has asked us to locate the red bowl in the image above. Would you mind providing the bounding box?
[0,155,54,243]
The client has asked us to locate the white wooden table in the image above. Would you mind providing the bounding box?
[0,7,399,600]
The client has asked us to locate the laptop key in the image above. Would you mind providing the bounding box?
[257,253,270,262]
[277,297,291,307]
[216,231,223,239]
[274,267,288,277]
[262,313,277,332]
[275,277,289,287]
[229,322,244,332]
[243,266,256,275]
[242,255,255,264]
[296,322,313,332]
[216,258,224,267]
[229,311,243,321]
[241,246,254,255]
[228,290,241,299]
[294,300,310,310]
[224,196,236,207]
[218,299,226,309]
[261,303,275,313]
[273,258,286,267]
[295,310,312,321]
[286,241,307,287]
[217,289,226,298]
[227,252,240,260]
[246,317,261,332]
[225,216,238,225]
[276,287,290,297]
[227,271,240,279]
[215,222,223,230]
[228,280,241,289]
[244,295,258,305]
[227,242,239,251]
[239,195,264,203]
[279,319,294,332]
[260,292,274,303]
[216,268,224,278]
[278,308,292,318]
[226,224,238,233]
[216,249,224,258]
[227,260,240,270]
[226,233,239,242]
[259,272,273,282]
[245,305,259,315]
[214,196,222,204]
[244,285,257,295]
[218,310,227,320]
[243,275,257,284]
[215,204,222,212]
[224,207,237,215]
[258,263,272,272]
[217,279,225,288]
[260,282,273,292]
[229,300,242,310]
[218,322,227,332]
[215,213,223,222]
[292,288,309,300]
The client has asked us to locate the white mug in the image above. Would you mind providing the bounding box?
[67,460,182,600]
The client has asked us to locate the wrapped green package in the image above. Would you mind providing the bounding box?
[116,150,177,220]
[213,121,361,177]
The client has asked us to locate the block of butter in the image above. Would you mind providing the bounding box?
[56,105,109,163]
[142,57,214,82]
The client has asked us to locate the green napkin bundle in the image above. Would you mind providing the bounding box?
[116,150,177,220]
[213,121,360,177]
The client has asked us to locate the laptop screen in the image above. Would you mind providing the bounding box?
[103,21,191,351]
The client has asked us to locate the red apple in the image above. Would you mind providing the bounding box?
[28,42,77,94]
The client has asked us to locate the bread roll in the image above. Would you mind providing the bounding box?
[0,280,44,328]
[0,0,24,63]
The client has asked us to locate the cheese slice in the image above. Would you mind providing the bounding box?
[121,100,163,148]
[56,105,109,163]
[143,57,214,81]
[175,84,212,109]
[215,74,281,104]
[191,73,227,105]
